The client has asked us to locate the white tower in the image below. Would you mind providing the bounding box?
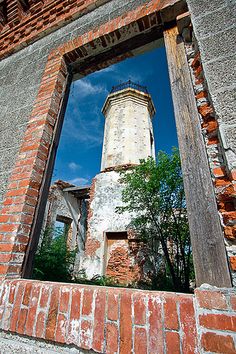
[101,81,156,170]
[81,81,156,284]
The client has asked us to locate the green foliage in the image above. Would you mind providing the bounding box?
[32,227,76,282]
[117,148,194,292]
[73,270,123,287]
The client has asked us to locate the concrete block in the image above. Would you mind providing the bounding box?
[204,55,236,93]
[191,4,236,39]
[0,172,11,204]
[211,86,236,125]
[186,0,228,18]
[219,124,236,170]
[197,27,236,63]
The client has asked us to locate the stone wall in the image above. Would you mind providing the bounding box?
[0,279,235,353]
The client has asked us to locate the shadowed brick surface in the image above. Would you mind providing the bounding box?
[0,280,235,353]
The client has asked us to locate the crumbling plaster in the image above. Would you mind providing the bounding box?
[80,171,133,279]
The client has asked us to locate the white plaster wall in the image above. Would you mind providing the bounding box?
[101,89,155,170]
[80,171,133,278]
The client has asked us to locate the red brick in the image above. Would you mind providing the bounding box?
[82,288,93,316]
[68,287,81,344]
[148,295,164,354]
[35,311,46,338]
[231,294,236,311]
[120,291,132,354]
[59,287,70,313]
[0,224,17,232]
[17,308,28,334]
[133,292,146,325]
[166,331,180,354]
[164,295,179,330]
[198,104,213,118]
[195,289,228,310]
[0,244,13,253]
[45,285,60,341]
[106,322,119,354]
[202,332,235,354]
[0,254,11,263]
[25,284,41,336]
[55,313,67,343]
[0,264,8,275]
[229,256,236,271]
[9,283,17,304]
[80,319,92,349]
[134,327,147,354]
[191,52,200,69]
[199,313,236,332]
[107,290,119,321]
[213,167,225,177]
[92,289,106,352]
[230,169,236,181]
[179,297,197,354]
[0,215,10,222]
[10,282,25,332]
[22,282,32,306]
[39,285,50,308]
[195,91,208,99]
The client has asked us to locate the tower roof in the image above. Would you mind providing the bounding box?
[102,80,156,118]
[110,80,149,95]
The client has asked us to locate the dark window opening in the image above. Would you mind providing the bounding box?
[0,1,7,25]
[19,0,30,11]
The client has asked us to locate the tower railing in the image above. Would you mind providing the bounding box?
[110,80,149,94]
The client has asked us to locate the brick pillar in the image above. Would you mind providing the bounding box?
[0,54,69,279]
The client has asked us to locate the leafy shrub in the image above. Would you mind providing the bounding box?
[32,227,76,282]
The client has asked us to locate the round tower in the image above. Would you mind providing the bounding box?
[101,80,156,171]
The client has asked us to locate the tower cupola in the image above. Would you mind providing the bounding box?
[101,80,156,171]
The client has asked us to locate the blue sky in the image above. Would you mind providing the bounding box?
[52,45,178,186]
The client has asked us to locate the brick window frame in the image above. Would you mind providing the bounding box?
[0,0,231,288]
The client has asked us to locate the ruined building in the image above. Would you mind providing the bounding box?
[42,180,90,270]
[82,81,156,282]
[44,81,156,284]
[0,0,235,353]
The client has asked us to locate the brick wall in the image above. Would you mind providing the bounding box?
[0,279,235,353]
[195,287,236,354]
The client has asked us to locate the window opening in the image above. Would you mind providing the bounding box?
[0,0,7,25]
[29,41,193,292]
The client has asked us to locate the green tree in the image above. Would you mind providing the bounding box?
[117,149,194,292]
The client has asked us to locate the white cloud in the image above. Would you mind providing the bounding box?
[72,79,108,99]
[95,66,116,74]
[68,162,80,171]
[69,177,89,186]
[63,107,104,149]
